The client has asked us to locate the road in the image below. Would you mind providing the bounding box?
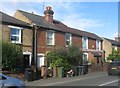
[26,71,120,87]
[53,74,119,86]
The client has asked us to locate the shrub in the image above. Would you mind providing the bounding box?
[2,41,23,71]
[107,48,120,61]
[46,45,83,70]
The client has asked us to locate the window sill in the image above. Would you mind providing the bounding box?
[82,48,88,50]
[47,44,55,46]
[96,49,101,51]
[11,42,22,45]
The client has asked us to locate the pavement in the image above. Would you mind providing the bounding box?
[25,71,108,86]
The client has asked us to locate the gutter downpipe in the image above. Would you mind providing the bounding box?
[31,24,38,80]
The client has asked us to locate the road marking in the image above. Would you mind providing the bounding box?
[42,75,107,86]
[99,79,119,86]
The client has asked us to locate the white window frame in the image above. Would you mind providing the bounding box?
[96,40,101,50]
[65,33,72,47]
[82,37,88,49]
[82,53,89,65]
[46,30,55,45]
[83,53,88,61]
[37,54,45,68]
[9,26,22,44]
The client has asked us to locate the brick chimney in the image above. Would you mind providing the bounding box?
[44,6,54,23]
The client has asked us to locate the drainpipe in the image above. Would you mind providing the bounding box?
[31,25,38,80]
[34,25,38,74]
[31,25,35,66]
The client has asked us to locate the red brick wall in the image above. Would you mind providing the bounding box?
[37,28,46,54]
[55,31,65,47]
[37,29,46,46]
[88,38,96,50]
[38,47,46,54]
[37,28,103,56]
[72,35,82,48]
[37,29,66,54]
[88,52,94,62]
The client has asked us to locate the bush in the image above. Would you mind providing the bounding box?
[2,41,23,71]
[46,45,83,70]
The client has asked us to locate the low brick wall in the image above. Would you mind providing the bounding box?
[88,62,109,73]
[103,62,109,71]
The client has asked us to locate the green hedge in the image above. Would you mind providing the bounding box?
[2,41,23,71]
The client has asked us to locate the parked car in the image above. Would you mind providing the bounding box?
[108,61,120,76]
[0,73,26,88]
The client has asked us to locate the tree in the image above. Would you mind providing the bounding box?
[2,41,23,71]
[67,45,83,66]
[46,45,83,70]
[107,48,120,61]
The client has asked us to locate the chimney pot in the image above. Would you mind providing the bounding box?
[46,6,52,10]
[44,6,54,23]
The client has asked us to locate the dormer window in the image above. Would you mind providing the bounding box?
[10,26,22,44]
[82,37,88,49]
[65,33,72,47]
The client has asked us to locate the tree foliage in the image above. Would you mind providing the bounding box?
[107,48,120,61]
[2,41,23,71]
[67,45,83,65]
[46,45,83,70]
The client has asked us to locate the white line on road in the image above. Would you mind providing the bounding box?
[99,79,119,86]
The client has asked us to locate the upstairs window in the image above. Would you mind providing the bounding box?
[65,33,72,47]
[96,40,101,50]
[47,30,55,45]
[82,37,88,49]
[10,26,21,43]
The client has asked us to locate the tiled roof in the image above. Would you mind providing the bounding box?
[18,10,102,40]
[0,11,31,28]
[54,20,102,40]
[18,10,61,31]
[104,38,120,46]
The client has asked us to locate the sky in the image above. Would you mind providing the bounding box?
[0,1,119,39]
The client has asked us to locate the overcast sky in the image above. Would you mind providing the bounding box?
[0,1,119,39]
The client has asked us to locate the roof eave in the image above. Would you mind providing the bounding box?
[2,21,32,29]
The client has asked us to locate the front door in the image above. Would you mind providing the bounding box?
[23,55,30,68]
[37,56,44,68]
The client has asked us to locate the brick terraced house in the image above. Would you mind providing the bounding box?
[0,11,32,68]
[14,6,105,69]
[102,37,120,62]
